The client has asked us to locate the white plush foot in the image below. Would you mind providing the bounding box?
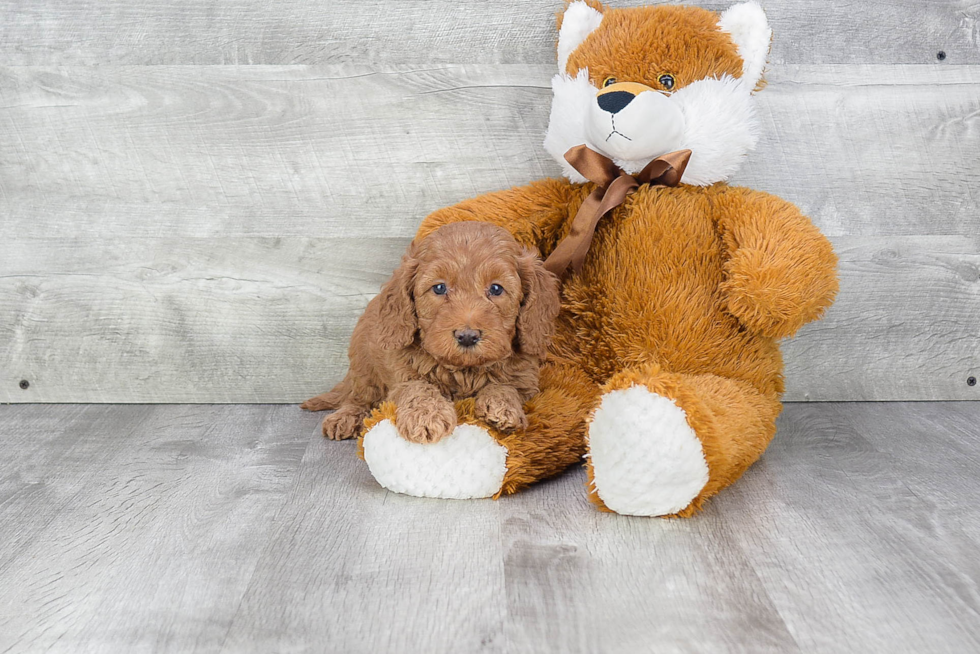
[588,386,709,516]
[361,421,508,499]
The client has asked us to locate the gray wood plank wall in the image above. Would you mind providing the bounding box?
[1,1,978,402]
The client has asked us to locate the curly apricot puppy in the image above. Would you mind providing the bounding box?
[302,222,561,444]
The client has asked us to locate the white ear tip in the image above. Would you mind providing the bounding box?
[720,2,771,35]
[719,1,772,87]
[722,1,766,19]
[557,2,604,73]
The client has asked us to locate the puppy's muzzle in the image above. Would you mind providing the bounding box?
[454,329,481,348]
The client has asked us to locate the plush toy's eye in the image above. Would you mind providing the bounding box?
[658,74,675,90]
[488,283,504,297]
[602,76,617,88]
[432,283,447,295]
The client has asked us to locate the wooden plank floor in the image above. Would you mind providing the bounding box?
[1,402,978,653]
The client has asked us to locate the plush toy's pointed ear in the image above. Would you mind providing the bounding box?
[556,1,604,73]
[719,1,772,90]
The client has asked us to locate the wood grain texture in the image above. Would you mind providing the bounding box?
[1,402,979,652]
[0,237,408,403]
[1,64,978,240]
[1,0,977,66]
[221,432,507,652]
[0,404,151,573]
[718,402,980,652]
[1,234,977,402]
[782,235,980,401]
[1,35,977,402]
[0,404,311,653]
[498,476,802,653]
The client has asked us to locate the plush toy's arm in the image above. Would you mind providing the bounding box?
[416,178,585,254]
[713,187,839,339]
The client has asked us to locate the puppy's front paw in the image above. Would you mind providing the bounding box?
[475,392,528,433]
[396,399,457,444]
[321,407,366,441]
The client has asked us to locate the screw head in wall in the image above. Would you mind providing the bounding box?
[19,380,30,390]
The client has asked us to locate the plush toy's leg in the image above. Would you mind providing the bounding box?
[359,362,599,500]
[497,362,599,495]
[586,364,781,518]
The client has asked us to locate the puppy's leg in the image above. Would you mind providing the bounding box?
[388,381,456,444]
[474,384,527,432]
[321,403,371,441]
[301,389,342,412]
[301,374,350,411]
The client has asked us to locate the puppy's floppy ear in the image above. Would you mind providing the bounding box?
[516,247,561,358]
[376,247,419,350]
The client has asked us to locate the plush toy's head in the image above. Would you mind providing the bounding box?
[544,1,772,186]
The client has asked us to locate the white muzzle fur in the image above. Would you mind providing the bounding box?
[585,88,686,162]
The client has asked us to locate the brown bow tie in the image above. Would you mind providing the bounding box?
[543,145,692,277]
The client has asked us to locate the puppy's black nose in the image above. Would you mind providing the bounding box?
[454,329,481,348]
[597,91,635,114]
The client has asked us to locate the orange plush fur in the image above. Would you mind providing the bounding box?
[394,1,838,516]
[563,3,746,92]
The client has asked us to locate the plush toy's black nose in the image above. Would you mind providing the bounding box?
[597,91,635,114]
[454,329,481,348]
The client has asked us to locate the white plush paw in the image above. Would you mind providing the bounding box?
[362,421,508,499]
[588,386,709,516]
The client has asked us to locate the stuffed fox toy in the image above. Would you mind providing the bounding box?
[348,0,838,517]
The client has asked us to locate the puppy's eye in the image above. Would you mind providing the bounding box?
[432,283,447,295]
[658,74,675,90]
[602,76,617,88]
[488,284,504,297]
